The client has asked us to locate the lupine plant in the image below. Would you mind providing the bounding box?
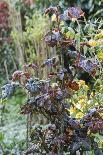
[1,5,103,155]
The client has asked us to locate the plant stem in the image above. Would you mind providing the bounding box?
[26,114,29,149]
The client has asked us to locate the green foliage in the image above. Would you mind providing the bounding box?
[24,11,49,42]
[0,42,16,83]
[0,132,4,142]
[0,93,26,154]
[80,0,103,18]
[11,10,49,64]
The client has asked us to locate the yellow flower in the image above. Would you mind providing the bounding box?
[88,39,97,47]
[65,31,71,38]
[95,30,103,38]
[76,112,84,119]
[77,99,86,110]
[78,80,85,87]
[100,113,103,119]
[78,99,85,105]
[98,53,103,59]
[51,14,57,21]
[78,99,86,109]
[70,107,77,114]
[79,95,87,100]
[78,80,89,90]
[82,103,86,109]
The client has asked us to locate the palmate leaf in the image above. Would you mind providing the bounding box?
[1,83,17,99]
[24,143,41,154]
[67,7,84,19]
[68,118,80,129]
[23,63,38,70]
[67,50,98,76]
[75,54,97,76]
[81,140,91,151]
[12,70,30,82]
[60,7,84,21]
[44,30,62,47]
[41,57,58,68]
[70,139,91,154]
[70,142,81,153]
[25,78,40,93]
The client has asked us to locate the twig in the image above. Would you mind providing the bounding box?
[26,114,29,149]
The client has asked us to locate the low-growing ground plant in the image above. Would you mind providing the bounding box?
[0,4,103,155]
